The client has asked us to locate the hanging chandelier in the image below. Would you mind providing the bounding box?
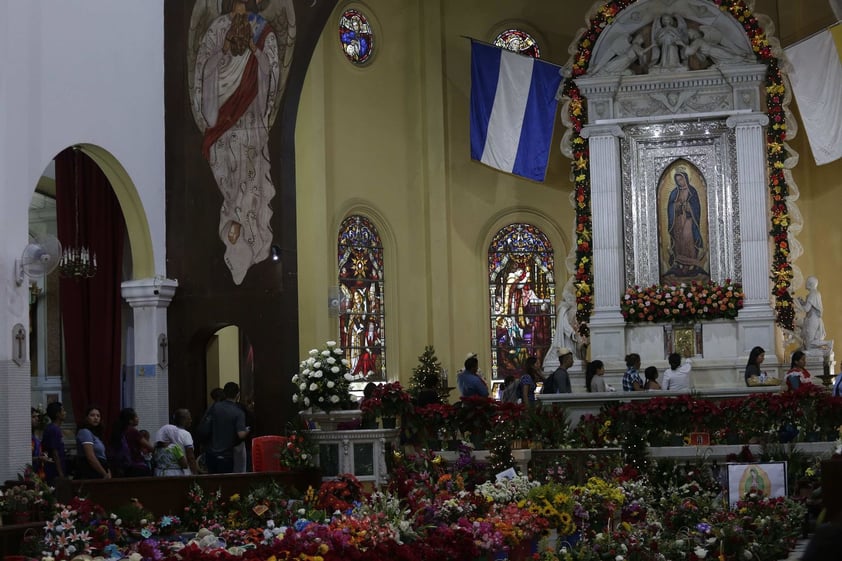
[59,149,97,279]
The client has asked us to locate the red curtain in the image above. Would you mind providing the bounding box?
[55,148,125,433]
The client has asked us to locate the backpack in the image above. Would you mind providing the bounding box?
[196,404,216,445]
[501,380,521,403]
[541,369,561,394]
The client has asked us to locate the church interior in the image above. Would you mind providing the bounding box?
[2,0,842,510]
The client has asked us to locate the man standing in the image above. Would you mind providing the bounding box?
[457,353,489,398]
[544,348,574,394]
[201,382,250,474]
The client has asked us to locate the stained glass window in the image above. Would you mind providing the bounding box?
[339,9,374,65]
[338,215,385,381]
[488,224,555,379]
[494,29,540,59]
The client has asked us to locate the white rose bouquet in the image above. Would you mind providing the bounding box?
[291,341,354,412]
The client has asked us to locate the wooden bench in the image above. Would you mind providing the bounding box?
[54,469,322,517]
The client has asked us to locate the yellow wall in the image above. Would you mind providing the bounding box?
[296,0,842,383]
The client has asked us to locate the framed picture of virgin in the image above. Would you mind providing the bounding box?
[657,159,711,284]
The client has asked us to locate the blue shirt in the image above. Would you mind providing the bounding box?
[622,368,643,391]
[76,428,106,460]
[457,370,489,398]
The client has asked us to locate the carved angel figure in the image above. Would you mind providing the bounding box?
[650,13,689,72]
[684,26,754,67]
[591,32,654,76]
[188,0,296,285]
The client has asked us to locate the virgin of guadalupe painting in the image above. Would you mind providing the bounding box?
[657,160,710,284]
[187,0,296,285]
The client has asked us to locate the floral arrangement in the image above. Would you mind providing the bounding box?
[360,381,413,419]
[524,482,576,535]
[42,497,123,560]
[292,340,354,412]
[452,396,499,440]
[277,432,315,470]
[620,280,744,323]
[0,483,48,517]
[563,0,796,332]
[316,473,364,513]
[408,402,455,444]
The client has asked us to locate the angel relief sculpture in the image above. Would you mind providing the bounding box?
[188,0,296,285]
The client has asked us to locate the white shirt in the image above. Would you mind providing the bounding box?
[663,360,692,391]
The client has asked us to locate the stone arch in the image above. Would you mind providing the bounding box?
[76,143,155,279]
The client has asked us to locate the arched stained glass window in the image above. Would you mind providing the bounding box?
[494,29,541,59]
[338,215,385,381]
[339,9,374,65]
[488,223,555,379]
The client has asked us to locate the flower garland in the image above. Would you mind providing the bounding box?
[621,280,744,323]
[564,0,794,332]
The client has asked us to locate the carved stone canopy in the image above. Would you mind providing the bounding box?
[587,0,755,78]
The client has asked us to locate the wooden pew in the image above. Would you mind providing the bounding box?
[54,469,322,517]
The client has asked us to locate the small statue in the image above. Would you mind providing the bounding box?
[591,32,654,76]
[650,13,689,72]
[798,276,832,350]
[684,26,754,67]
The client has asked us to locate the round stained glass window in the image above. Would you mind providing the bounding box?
[339,9,374,65]
[494,29,540,59]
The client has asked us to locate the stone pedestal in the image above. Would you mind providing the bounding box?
[307,428,399,486]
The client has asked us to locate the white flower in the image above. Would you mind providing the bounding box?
[326,340,336,347]
[313,371,323,378]
[291,374,299,383]
[321,350,331,357]
[299,383,307,391]
[327,381,335,388]
[615,556,625,561]
[334,348,344,355]
[344,373,354,381]
[303,397,310,406]
[327,357,336,365]
[318,396,325,402]
[314,362,322,369]
[330,395,340,403]
[694,547,707,559]
[309,383,318,391]
[292,394,299,403]
[341,359,350,366]
[309,349,318,357]
[331,366,340,374]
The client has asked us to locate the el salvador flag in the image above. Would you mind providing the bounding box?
[470,40,563,182]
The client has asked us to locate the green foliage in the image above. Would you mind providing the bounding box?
[408,345,445,400]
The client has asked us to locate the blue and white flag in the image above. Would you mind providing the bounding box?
[470,40,563,182]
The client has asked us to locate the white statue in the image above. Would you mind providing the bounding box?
[650,14,689,72]
[798,276,831,350]
[684,26,754,67]
[591,32,654,76]
[553,295,588,360]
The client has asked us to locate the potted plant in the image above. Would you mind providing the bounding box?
[1,484,44,524]
[451,396,498,448]
[294,341,362,430]
[277,432,316,470]
[410,402,455,449]
[360,381,413,427]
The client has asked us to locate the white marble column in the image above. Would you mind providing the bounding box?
[726,113,776,355]
[121,278,178,433]
[580,124,626,360]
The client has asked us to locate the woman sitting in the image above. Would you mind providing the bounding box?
[153,424,190,476]
[785,350,812,390]
[109,408,153,477]
[75,406,111,479]
[585,360,606,392]
[643,366,661,390]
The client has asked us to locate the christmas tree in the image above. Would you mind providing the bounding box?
[409,345,445,400]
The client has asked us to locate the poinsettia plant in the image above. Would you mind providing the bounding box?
[360,381,413,418]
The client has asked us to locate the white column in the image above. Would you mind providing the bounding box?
[121,278,178,433]
[726,113,776,355]
[581,124,626,360]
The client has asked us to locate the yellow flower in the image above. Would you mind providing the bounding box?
[230,494,240,502]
